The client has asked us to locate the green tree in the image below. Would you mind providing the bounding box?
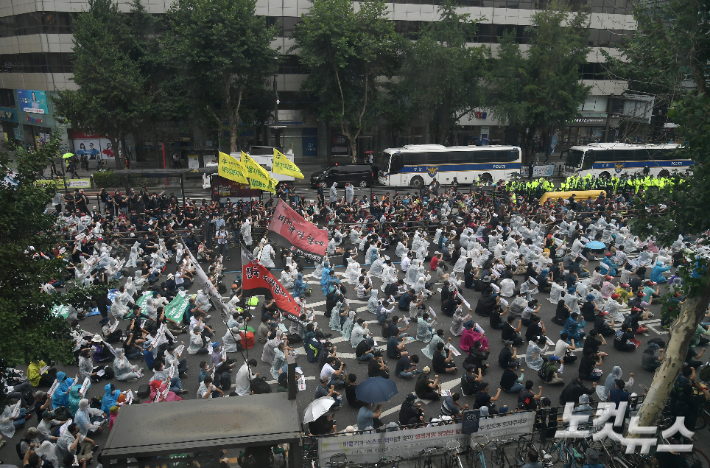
[162,0,277,153]
[487,0,591,162]
[0,135,101,408]
[398,1,486,144]
[608,0,710,435]
[293,0,401,162]
[52,0,148,168]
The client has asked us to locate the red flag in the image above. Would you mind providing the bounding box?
[241,247,300,321]
[267,199,328,262]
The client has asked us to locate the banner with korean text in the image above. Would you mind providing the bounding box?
[267,199,328,262]
[241,247,300,320]
[319,424,466,465]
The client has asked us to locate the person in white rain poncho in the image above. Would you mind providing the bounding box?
[450,304,472,336]
[396,241,409,261]
[369,254,385,278]
[346,256,361,285]
[549,281,565,304]
[422,329,445,360]
[241,217,253,246]
[381,258,397,291]
[500,278,515,297]
[223,326,243,353]
[280,266,295,290]
[329,182,338,205]
[235,359,258,396]
[195,289,212,313]
[125,241,141,268]
[367,289,379,314]
[113,348,141,382]
[259,241,276,268]
[345,183,354,203]
[261,330,281,364]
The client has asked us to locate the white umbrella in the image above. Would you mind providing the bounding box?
[303,396,335,424]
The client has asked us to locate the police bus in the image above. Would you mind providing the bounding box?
[377,144,522,188]
[561,143,692,179]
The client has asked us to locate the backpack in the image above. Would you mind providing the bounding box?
[137,384,151,400]
[251,376,272,394]
[220,371,231,391]
[538,362,555,382]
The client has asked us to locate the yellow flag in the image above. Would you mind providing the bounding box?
[272,149,304,179]
[218,151,248,184]
[241,151,270,185]
[247,175,276,193]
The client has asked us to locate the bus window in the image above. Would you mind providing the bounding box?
[582,150,594,169]
[566,149,584,168]
[390,153,404,174]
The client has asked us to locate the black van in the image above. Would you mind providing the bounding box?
[310,164,374,188]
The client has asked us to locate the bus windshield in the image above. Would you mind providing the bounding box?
[565,149,585,168]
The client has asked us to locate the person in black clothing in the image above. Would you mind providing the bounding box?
[594,313,615,337]
[552,299,570,326]
[415,373,440,400]
[433,342,457,374]
[464,258,476,288]
[474,383,501,413]
[501,316,523,345]
[345,374,365,409]
[614,325,637,352]
[578,348,603,381]
[489,301,507,330]
[582,329,606,355]
[399,393,424,426]
[559,375,596,405]
[580,295,598,322]
[525,315,546,342]
[368,352,390,379]
[461,363,483,396]
[537,270,551,293]
[442,296,459,317]
[498,341,518,368]
[629,272,644,292]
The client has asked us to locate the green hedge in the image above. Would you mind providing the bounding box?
[92,170,159,188]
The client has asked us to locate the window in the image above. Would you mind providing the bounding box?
[566,149,585,167]
[0,89,15,107]
[0,53,73,73]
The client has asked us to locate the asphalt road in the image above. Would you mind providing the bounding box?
[0,227,685,467]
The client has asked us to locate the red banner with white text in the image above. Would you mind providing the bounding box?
[241,248,300,321]
[267,199,328,262]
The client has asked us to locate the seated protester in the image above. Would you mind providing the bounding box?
[580,295,599,322]
[551,300,571,326]
[414,371,440,401]
[474,291,496,317]
[464,341,490,373]
[398,289,412,311]
[578,348,604,381]
[686,345,705,369]
[461,363,483,396]
[345,374,365,409]
[501,316,523,346]
[553,332,577,366]
[395,354,419,379]
[489,301,508,330]
[440,392,467,419]
[473,383,501,414]
[309,413,336,435]
[432,342,457,374]
[517,380,543,410]
[368,352,390,379]
[642,343,664,371]
[594,312,615,337]
[356,340,375,362]
[500,361,525,393]
[559,375,596,405]
[305,331,325,363]
[525,315,546,342]
[399,393,424,426]
[314,376,343,407]
[520,300,541,327]
[387,328,409,359]
[539,356,564,385]
[498,340,518,368]
[582,328,606,356]
[614,325,638,352]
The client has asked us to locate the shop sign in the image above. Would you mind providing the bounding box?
[0,106,17,122]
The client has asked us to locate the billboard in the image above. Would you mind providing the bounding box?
[17,90,49,115]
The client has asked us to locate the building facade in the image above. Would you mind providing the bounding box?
[0,0,636,159]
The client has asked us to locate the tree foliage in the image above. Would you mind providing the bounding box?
[486,0,590,161]
[293,0,401,162]
[395,1,485,145]
[608,0,710,432]
[52,0,149,168]
[0,134,101,408]
[162,0,278,153]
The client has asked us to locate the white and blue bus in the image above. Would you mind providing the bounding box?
[377,144,522,188]
[562,143,692,178]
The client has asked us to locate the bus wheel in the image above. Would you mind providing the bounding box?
[480,173,493,183]
[410,176,424,189]
[359,180,368,188]
[600,171,611,179]
[659,170,669,177]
